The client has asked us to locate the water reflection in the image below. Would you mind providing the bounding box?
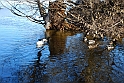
[10,30,123,83]
[0,8,124,83]
[82,49,112,83]
[14,30,88,83]
[0,8,46,83]
[81,45,124,83]
[46,30,78,55]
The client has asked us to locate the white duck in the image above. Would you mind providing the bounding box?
[36,39,45,48]
[36,37,50,48]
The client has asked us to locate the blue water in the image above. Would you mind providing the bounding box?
[0,8,124,83]
[0,8,47,82]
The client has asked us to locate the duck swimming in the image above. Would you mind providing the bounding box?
[106,38,117,50]
[88,40,95,45]
[84,37,95,45]
[36,37,50,48]
[84,37,88,42]
[107,45,114,50]
[36,39,45,48]
[88,43,99,49]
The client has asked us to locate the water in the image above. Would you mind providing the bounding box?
[0,8,124,83]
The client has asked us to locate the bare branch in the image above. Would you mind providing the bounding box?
[0,0,46,24]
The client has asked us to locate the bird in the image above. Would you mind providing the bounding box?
[83,37,96,45]
[83,36,98,49]
[88,43,99,49]
[88,40,96,45]
[107,45,114,50]
[106,38,117,50]
[36,39,45,48]
[36,37,50,48]
[84,37,88,42]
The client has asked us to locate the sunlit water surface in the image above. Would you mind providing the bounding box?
[0,8,124,83]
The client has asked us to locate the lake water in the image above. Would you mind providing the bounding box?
[0,8,124,83]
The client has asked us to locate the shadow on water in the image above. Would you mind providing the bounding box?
[11,30,124,83]
[81,45,124,83]
[46,30,79,55]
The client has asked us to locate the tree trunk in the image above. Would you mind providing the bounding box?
[37,0,46,21]
[49,1,66,30]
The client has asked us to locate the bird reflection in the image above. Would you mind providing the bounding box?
[37,47,45,64]
[28,48,47,83]
[37,50,42,63]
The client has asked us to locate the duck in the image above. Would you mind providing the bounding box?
[36,37,50,48]
[107,45,114,50]
[106,38,117,50]
[84,37,88,42]
[83,37,96,45]
[88,43,99,49]
[88,40,95,45]
[36,39,45,48]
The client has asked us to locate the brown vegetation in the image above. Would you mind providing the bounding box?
[1,0,124,40]
[48,0,124,40]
